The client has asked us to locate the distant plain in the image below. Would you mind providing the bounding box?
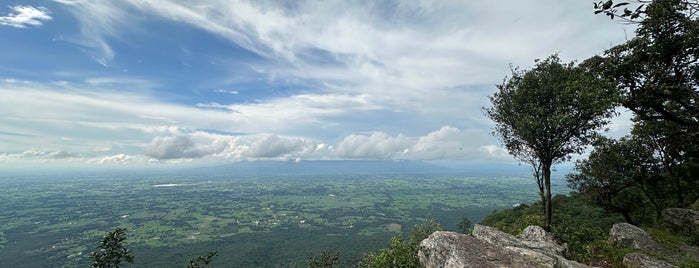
[0,163,570,267]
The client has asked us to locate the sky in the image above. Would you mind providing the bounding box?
[0,0,636,168]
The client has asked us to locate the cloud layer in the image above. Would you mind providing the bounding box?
[0,1,636,167]
[0,5,52,28]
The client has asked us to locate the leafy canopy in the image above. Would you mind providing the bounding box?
[485,55,618,166]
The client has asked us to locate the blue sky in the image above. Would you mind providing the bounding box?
[0,1,634,168]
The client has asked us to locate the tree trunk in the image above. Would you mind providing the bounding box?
[543,160,553,232]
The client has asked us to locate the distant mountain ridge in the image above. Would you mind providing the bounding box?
[197,160,451,175]
[194,159,567,177]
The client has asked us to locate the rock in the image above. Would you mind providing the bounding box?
[419,231,543,268]
[469,225,588,268]
[622,252,677,268]
[518,225,567,256]
[662,208,699,240]
[504,246,557,267]
[609,222,696,266]
[609,223,664,252]
[473,224,566,256]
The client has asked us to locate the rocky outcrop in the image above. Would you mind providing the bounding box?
[473,225,566,256]
[609,222,699,267]
[419,225,588,268]
[418,231,543,268]
[662,208,699,242]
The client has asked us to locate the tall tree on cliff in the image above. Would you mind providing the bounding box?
[484,55,618,231]
[594,0,699,208]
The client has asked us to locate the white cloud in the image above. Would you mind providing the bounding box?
[0,5,52,28]
[335,132,413,159]
[88,154,136,164]
[478,145,511,161]
[244,134,309,158]
[1,1,635,166]
[145,135,203,159]
[407,126,467,160]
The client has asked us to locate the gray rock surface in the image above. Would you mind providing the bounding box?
[421,225,588,268]
[662,208,698,240]
[622,252,677,268]
[609,223,664,252]
[418,231,544,268]
[473,224,566,256]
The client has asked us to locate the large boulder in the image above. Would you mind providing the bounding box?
[421,225,588,268]
[419,231,544,268]
[609,223,664,252]
[662,208,699,241]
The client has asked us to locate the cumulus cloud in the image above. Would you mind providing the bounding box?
[142,131,328,161]
[0,5,52,28]
[244,134,308,158]
[335,132,413,159]
[407,126,468,160]
[145,135,206,159]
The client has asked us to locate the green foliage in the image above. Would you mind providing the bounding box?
[307,250,340,268]
[567,136,660,224]
[481,193,628,264]
[89,228,135,268]
[358,236,420,268]
[574,0,699,229]
[406,219,442,246]
[481,204,543,235]
[594,0,644,21]
[186,251,217,268]
[484,54,619,230]
[359,219,442,268]
[456,217,473,234]
[602,0,699,158]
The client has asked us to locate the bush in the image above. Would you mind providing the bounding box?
[359,219,442,268]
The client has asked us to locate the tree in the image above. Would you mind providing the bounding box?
[593,0,699,23]
[594,0,699,210]
[307,250,340,268]
[602,0,699,155]
[484,55,618,231]
[186,250,218,268]
[406,219,442,246]
[89,228,135,268]
[457,217,473,234]
[567,136,659,224]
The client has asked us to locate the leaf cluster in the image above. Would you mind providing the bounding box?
[89,228,135,268]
